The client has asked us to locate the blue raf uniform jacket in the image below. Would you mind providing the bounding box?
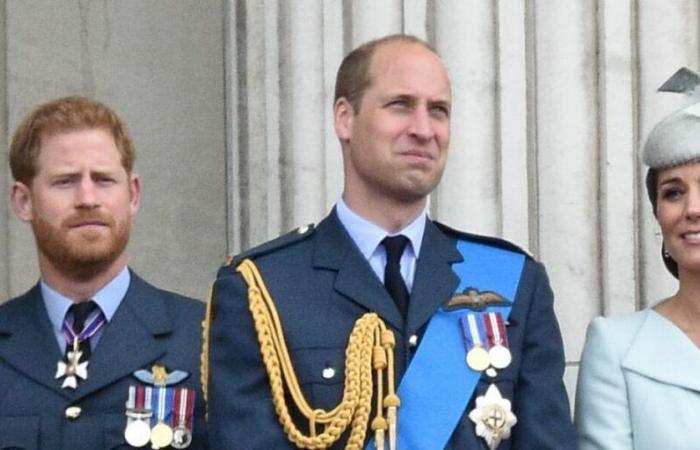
[207,210,576,449]
[0,271,208,450]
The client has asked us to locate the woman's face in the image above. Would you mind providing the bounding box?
[657,162,700,275]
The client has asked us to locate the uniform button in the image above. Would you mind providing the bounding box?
[298,225,310,234]
[408,334,418,347]
[322,367,335,379]
[65,405,82,420]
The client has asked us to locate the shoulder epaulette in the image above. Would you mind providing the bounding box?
[219,223,316,271]
[434,221,535,260]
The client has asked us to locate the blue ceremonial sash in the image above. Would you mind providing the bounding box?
[366,239,525,449]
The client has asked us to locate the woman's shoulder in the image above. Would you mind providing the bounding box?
[589,308,651,330]
[585,309,654,353]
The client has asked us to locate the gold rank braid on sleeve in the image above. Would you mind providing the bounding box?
[236,259,400,450]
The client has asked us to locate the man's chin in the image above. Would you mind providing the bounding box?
[394,182,439,203]
[41,238,128,279]
[58,251,125,281]
[64,240,123,265]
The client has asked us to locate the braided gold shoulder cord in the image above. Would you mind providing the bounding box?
[201,284,213,409]
[238,258,400,450]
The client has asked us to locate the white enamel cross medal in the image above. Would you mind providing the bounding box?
[55,337,89,389]
[468,384,517,449]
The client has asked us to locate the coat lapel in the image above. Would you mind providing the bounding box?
[0,285,71,400]
[406,220,462,336]
[622,310,700,392]
[312,212,463,333]
[75,273,171,399]
[313,211,404,330]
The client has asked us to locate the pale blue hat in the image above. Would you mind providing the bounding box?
[643,102,700,169]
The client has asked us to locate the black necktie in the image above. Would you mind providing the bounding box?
[382,235,410,319]
[65,301,98,362]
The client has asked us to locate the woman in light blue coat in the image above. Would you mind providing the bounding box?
[576,100,700,449]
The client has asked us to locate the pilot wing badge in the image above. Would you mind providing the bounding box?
[446,287,511,311]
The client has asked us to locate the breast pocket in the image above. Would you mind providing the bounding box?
[0,416,39,450]
[290,346,346,412]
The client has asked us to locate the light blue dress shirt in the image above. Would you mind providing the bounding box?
[41,266,130,353]
[335,198,426,292]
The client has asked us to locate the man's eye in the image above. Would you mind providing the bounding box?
[430,106,450,118]
[53,178,73,186]
[388,100,409,108]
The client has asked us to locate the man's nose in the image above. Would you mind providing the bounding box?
[75,179,99,209]
[408,108,434,141]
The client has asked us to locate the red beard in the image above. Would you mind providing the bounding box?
[32,211,131,281]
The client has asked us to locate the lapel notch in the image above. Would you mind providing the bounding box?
[75,274,171,399]
[406,221,461,335]
[0,286,73,399]
[313,212,404,330]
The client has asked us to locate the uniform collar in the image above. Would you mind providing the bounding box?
[41,266,130,335]
[335,197,427,259]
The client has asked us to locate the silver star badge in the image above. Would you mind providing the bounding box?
[468,384,517,450]
[55,344,88,389]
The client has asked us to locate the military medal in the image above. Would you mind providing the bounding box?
[125,420,151,447]
[151,422,173,448]
[172,426,193,449]
[124,385,153,447]
[150,386,174,448]
[468,384,517,450]
[466,346,489,372]
[55,310,106,389]
[55,338,88,389]
[484,312,512,370]
[171,388,195,449]
[460,314,490,372]
[126,364,194,448]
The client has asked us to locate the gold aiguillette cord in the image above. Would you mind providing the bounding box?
[237,259,400,450]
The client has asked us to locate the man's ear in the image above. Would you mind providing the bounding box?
[10,181,33,222]
[129,173,141,216]
[334,97,354,142]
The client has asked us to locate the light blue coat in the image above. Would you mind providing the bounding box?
[576,309,700,450]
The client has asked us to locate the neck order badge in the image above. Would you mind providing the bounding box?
[366,239,525,450]
[55,302,106,389]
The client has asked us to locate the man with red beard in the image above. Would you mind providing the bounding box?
[0,96,208,449]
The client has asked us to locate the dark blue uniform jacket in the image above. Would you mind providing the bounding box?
[0,271,208,450]
[208,211,576,449]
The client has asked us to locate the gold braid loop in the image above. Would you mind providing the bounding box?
[237,259,399,449]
